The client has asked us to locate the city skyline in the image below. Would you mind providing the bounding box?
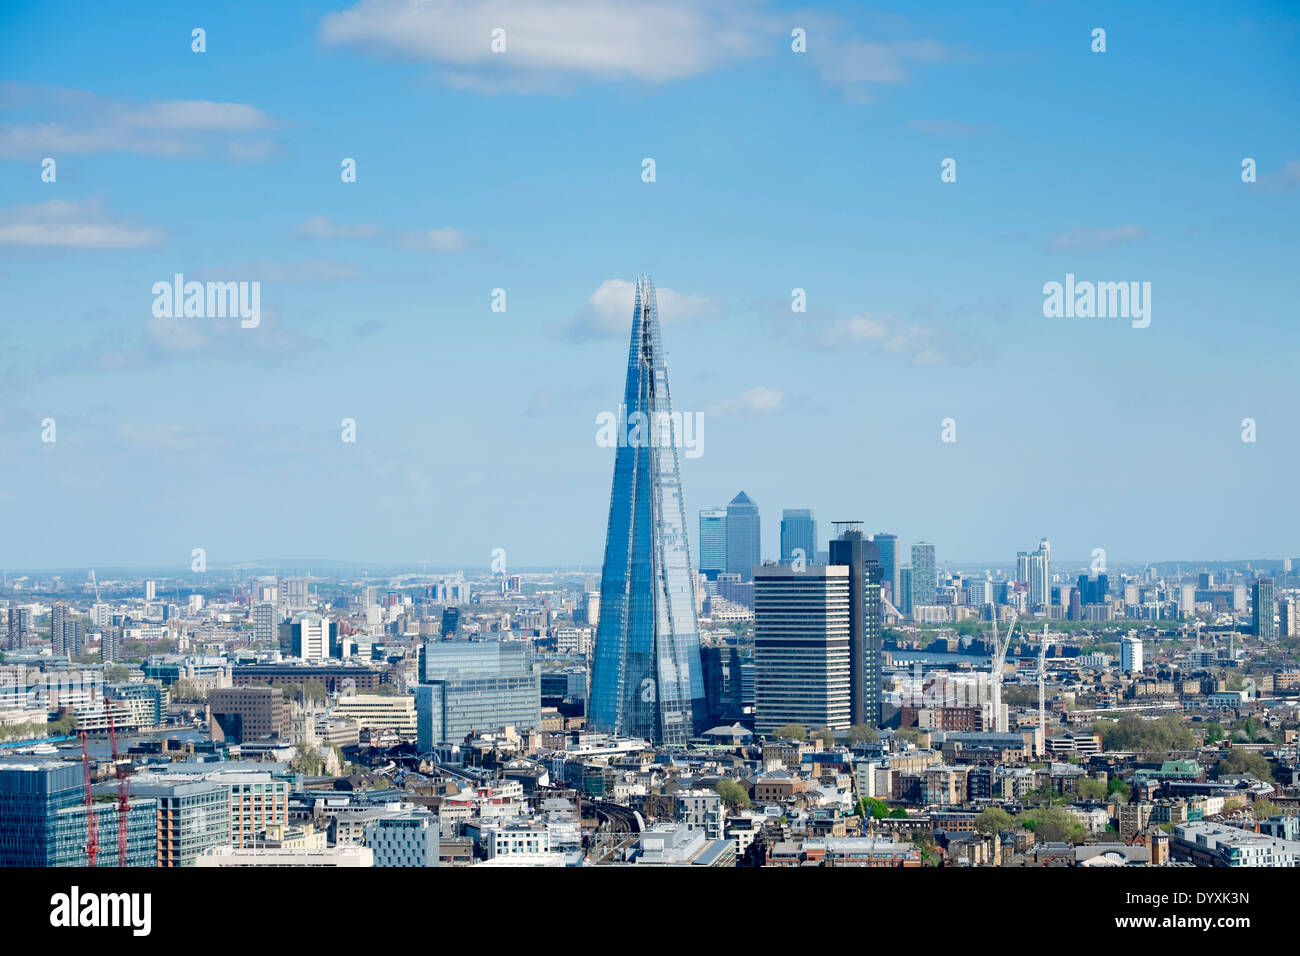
[1,1,1297,569]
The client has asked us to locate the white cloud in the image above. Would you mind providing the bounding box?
[707,386,785,416]
[398,227,468,252]
[811,36,954,103]
[0,83,281,160]
[808,309,979,366]
[817,314,891,348]
[0,199,164,248]
[320,0,776,88]
[226,140,285,163]
[561,278,718,339]
[1047,225,1145,251]
[118,101,277,131]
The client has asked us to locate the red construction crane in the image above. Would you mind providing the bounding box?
[80,730,98,867]
[105,696,128,865]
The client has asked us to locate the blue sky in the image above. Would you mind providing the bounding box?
[0,0,1297,572]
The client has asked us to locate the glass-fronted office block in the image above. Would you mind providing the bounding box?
[416,673,541,751]
[1,763,156,866]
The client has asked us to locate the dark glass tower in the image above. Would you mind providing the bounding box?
[698,508,727,580]
[780,509,817,565]
[1253,578,1276,640]
[829,523,883,727]
[725,492,761,581]
[873,532,900,603]
[590,275,706,745]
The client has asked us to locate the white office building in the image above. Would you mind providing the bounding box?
[1119,635,1143,674]
[363,810,439,867]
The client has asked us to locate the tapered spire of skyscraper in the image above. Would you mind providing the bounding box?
[589,275,705,745]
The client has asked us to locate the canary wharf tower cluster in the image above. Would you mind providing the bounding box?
[589,275,707,745]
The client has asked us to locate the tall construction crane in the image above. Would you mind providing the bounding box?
[105,696,129,865]
[1037,623,1050,749]
[987,612,1017,733]
[80,731,98,867]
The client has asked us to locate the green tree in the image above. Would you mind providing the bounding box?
[1203,722,1224,744]
[1002,686,1038,707]
[302,679,328,704]
[888,808,908,819]
[895,727,927,746]
[1216,748,1273,782]
[274,681,304,703]
[1093,714,1196,753]
[1107,777,1132,802]
[773,723,808,741]
[1251,799,1280,820]
[813,726,836,748]
[714,779,751,807]
[289,742,325,776]
[976,807,1015,834]
[1076,777,1107,801]
[847,724,879,745]
[1018,807,1086,844]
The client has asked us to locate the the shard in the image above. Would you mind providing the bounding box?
[589,275,706,745]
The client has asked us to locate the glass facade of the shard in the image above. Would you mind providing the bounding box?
[589,275,706,746]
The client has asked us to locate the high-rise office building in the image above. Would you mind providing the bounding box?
[700,645,746,728]
[1252,578,1276,641]
[725,492,761,582]
[911,542,937,608]
[50,601,67,653]
[780,509,817,566]
[589,275,706,745]
[101,627,121,662]
[291,613,331,661]
[579,590,601,629]
[754,565,851,734]
[898,567,914,615]
[279,577,309,612]
[0,763,157,867]
[252,602,276,645]
[128,779,230,867]
[49,602,83,657]
[966,577,993,607]
[1078,573,1109,607]
[1119,635,1144,674]
[209,686,287,743]
[7,606,32,649]
[416,640,541,750]
[440,607,460,637]
[873,532,900,603]
[1016,539,1051,609]
[1280,597,1299,638]
[1021,538,1050,608]
[829,524,883,727]
[698,509,727,581]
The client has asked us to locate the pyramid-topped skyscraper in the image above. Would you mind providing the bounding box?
[589,275,706,745]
